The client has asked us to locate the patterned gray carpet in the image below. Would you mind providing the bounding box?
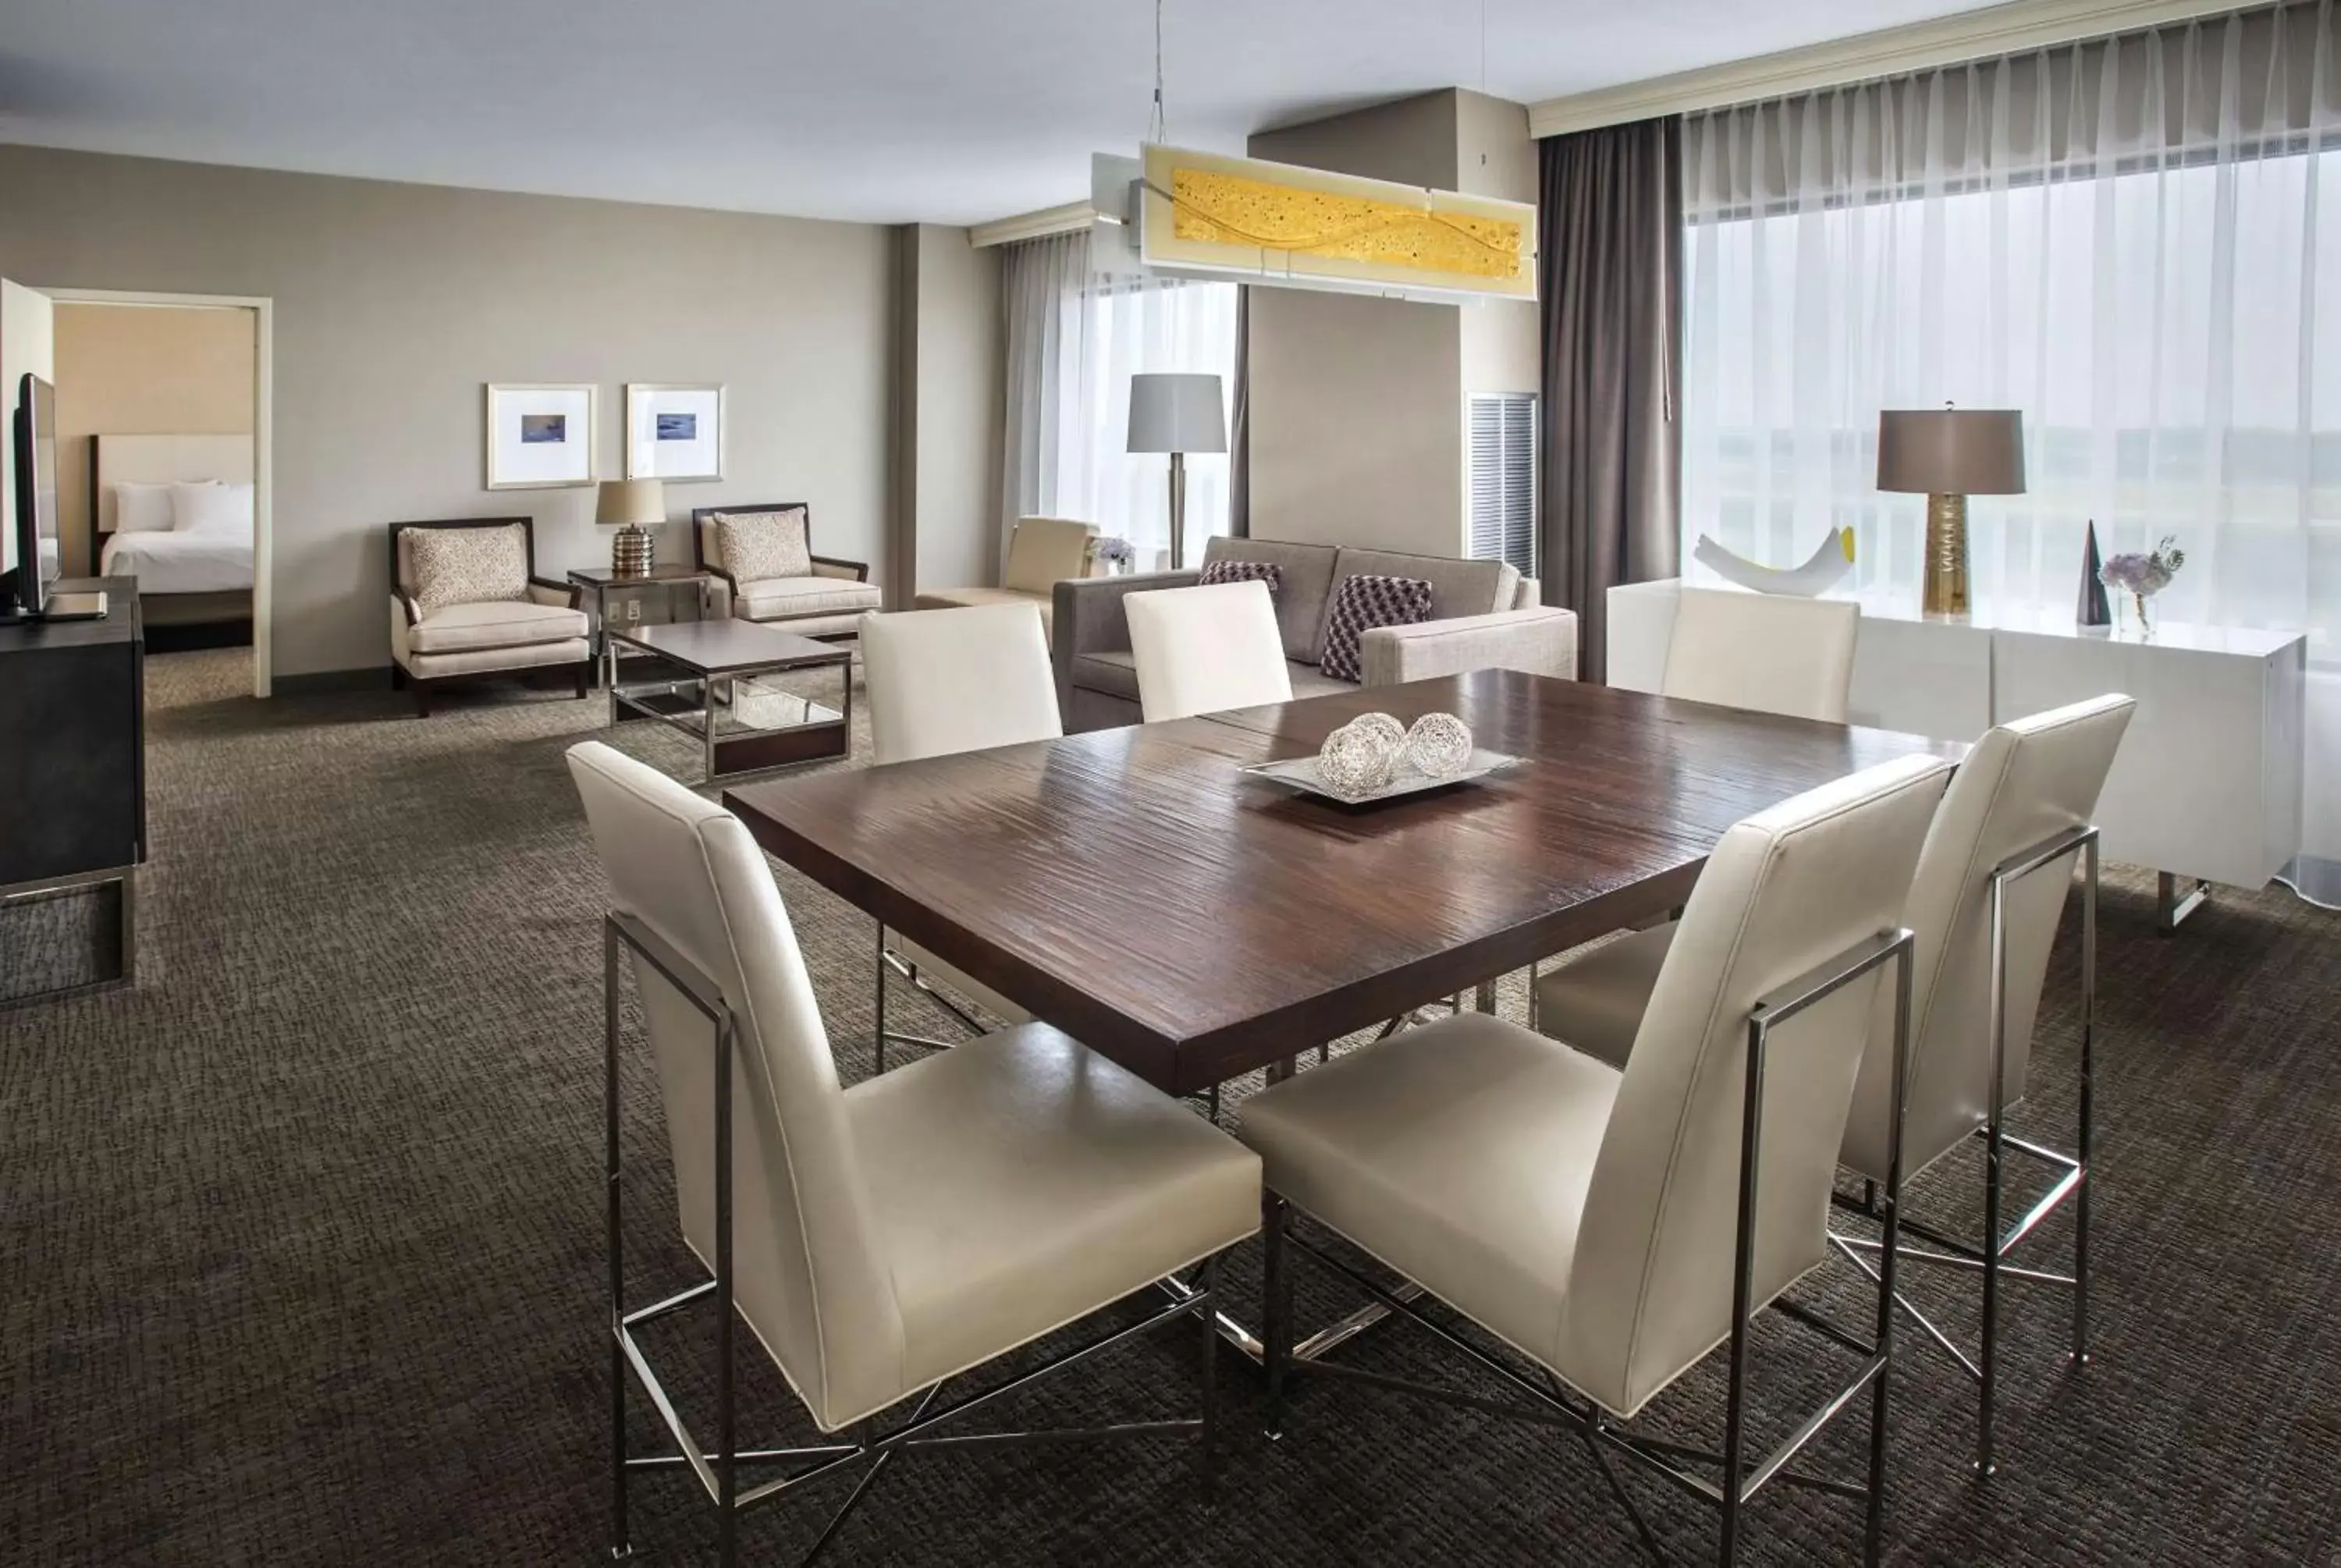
[3,647,2338,1566]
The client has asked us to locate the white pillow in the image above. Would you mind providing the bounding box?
[172,481,254,537]
[114,481,181,534]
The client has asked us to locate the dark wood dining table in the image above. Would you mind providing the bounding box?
[723,669,1959,1096]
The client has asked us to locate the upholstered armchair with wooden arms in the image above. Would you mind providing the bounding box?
[690,502,880,639]
[387,516,591,717]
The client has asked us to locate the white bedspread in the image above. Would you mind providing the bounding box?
[101,531,254,594]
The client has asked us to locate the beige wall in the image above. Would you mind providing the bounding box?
[52,303,257,575]
[1245,89,1538,562]
[0,278,55,578]
[0,145,893,679]
[909,225,1002,594]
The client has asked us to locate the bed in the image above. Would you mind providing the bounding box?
[93,433,254,648]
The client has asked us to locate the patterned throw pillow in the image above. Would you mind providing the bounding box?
[1199,559,1284,597]
[407,523,528,613]
[1319,574,1435,683]
[715,508,812,583]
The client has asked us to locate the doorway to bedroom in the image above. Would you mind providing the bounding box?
[48,294,267,686]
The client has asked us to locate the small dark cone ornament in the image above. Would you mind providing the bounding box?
[2076,520,2111,626]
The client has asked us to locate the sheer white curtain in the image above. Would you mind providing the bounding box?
[1682,1,2341,884]
[997,231,1238,573]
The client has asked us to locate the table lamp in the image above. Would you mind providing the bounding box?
[596,477,665,577]
[1127,373,1226,572]
[1876,406,2025,617]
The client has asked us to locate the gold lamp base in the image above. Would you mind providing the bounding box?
[611,523,655,577]
[1922,491,1970,617]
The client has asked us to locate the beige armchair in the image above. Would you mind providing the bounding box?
[387,516,591,717]
[914,516,1099,640]
[690,502,880,639]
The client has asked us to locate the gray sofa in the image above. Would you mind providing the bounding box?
[1052,536,1579,732]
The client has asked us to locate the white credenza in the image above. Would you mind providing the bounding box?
[1608,580,2307,924]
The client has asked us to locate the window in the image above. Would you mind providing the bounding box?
[1467,392,1537,580]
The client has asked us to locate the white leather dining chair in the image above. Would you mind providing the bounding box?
[1126,579,1293,722]
[1536,693,2134,1475]
[567,740,1259,1566]
[1241,752,1952,1566]
[860,603,1063,1069]
[1663,587,1860,723]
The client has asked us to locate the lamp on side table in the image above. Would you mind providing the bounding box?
[596,477,666,576]
[1876,406,2025,618]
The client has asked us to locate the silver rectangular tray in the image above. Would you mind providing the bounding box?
[1241,748,1519,806]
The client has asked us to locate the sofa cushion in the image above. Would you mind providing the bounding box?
[714,508,812,583]
[1319,574,1434,683]
[1201,537,1337,663]
[1200,559,1284,597]
[1322,549,1519,660]
[1072,648,1142,702]
[407,523,528,613]
[737,576,882,620]
[408,598,588,655]
[1287,662,1354,701]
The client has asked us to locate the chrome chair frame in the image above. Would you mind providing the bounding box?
[1260,928,1917,1568]
[1827,823,2098,1477]
[606,912,1227,1566]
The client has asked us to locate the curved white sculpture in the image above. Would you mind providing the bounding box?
[1692,528,1856,598]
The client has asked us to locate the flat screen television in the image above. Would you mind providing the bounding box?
[8,371,65,619]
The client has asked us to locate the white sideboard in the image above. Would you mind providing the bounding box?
[1608,580,2307,925]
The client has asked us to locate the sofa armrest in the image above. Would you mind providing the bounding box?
[526,576,581,608]
[811,555,869,582]
[1050,569,1201,713]
[1359,607,1579,686]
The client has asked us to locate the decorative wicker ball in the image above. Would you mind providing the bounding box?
[1346,711,1407,750]
[1317,717,1400,797]
[1404,711,1475,779]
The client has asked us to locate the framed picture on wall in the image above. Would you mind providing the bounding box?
[485,383,598,490]
[625,384,726,483]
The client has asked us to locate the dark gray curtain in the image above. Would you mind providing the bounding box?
[1229,285,1251,537]
[1538,115,1682,683]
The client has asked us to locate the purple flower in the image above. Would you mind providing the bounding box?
[1094,535,1137,569]
[2100,534,2185,597]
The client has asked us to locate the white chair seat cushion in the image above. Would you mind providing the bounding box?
[737,576,883,620]
[847,1022,1259,1394]
[407,598,589,655]
[887,932,1029,1025]
[1239,1013,1620,1375]
[1533,926,1676,1073]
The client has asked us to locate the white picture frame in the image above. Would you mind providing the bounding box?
[625,383,726,483]
[485,383,598,490]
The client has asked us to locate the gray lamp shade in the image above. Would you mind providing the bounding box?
[1127,373,1227,455]
[1876,409,2026,495]
[595,477,666,527]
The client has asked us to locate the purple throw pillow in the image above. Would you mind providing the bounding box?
[1199,559,1284,597]
[1319,574,1435,683]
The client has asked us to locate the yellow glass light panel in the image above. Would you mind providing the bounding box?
[1168,168,1525,282]
[1137,144,1538,302]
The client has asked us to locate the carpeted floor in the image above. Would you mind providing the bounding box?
[3,647,2338,1566]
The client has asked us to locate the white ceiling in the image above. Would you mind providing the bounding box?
[0,0,2005,227]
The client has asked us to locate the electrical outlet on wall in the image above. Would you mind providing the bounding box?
[625,598,642,623]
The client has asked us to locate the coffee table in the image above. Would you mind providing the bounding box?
[606,619,851,783]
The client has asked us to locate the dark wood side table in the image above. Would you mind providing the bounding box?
[0,576,144,1006]
[608,619,851,783]
[567,566,712,688]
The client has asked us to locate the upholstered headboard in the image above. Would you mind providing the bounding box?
[95,433,255,545]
